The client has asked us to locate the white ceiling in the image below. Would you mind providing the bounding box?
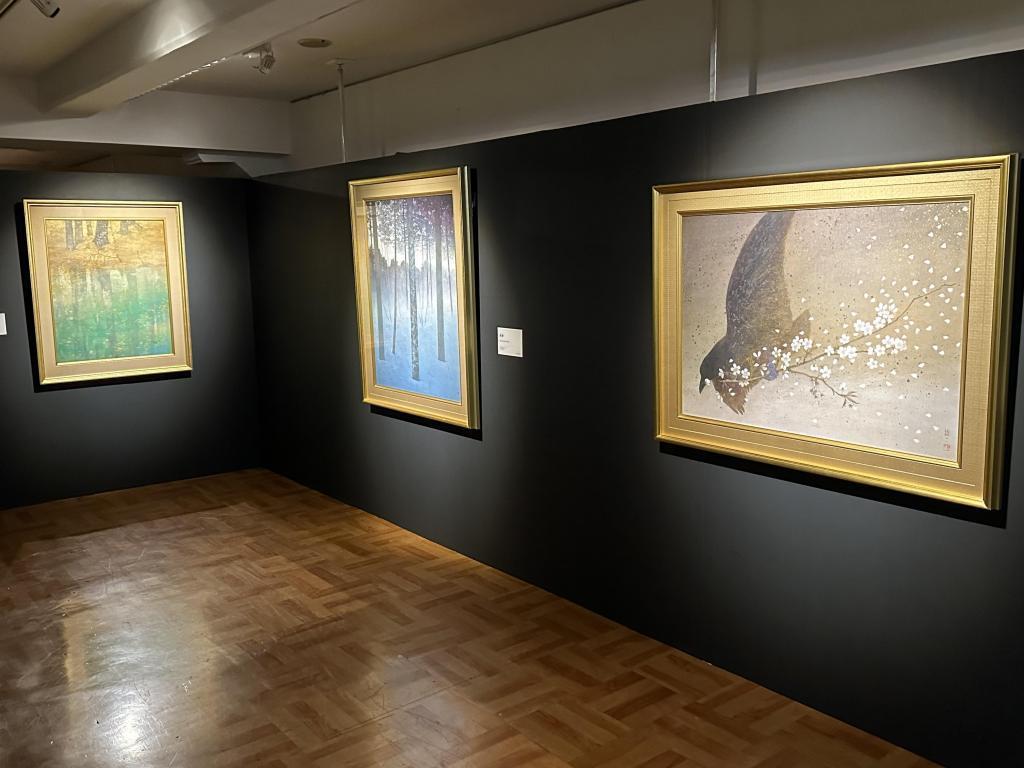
[0,0,151,74]
[0,144,99,169]
[0,0,637,101]
[0,0,645,172]
[2,0,1023,176]
[166,0,637,101]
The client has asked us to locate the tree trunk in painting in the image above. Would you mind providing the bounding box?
[65,221,77,250]
[432,200,446,362]
[73,220,83,244]
[446,218,454,310]
[405,201,420,381]
[71,270,83,358]
[425,246,432,316]
[369,203,385,360]
[94,220,110,248]
[392,220,399,355]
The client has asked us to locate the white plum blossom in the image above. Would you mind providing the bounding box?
[708,242,960,421]
[873,300,898,329]
[881,335,907,354]
[790,335,813,353]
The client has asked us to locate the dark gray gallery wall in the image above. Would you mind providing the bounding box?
[0,172,260,508]
[249,51,1024,768]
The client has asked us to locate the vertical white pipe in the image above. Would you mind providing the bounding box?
[748,0,760,96]
[709,0,720,102]
[336,62,348,163]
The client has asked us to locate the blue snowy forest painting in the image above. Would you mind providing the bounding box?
[366,193,462,402]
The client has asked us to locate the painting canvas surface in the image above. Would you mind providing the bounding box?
[365,194,462,402]
[681,202,969,461]
[43,218,173,363]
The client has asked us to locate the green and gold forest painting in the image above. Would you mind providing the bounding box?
[44,219,173,364]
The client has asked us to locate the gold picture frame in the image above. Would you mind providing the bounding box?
[349,167,479,428]
[24,200,192,386]
[654,156,1017,508]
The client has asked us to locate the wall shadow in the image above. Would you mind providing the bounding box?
[367,404,483,440]
[657,440,1007,528]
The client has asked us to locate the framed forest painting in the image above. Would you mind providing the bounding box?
[24,200,192,386]
[654,156,1017,508]
[349,167,479,428]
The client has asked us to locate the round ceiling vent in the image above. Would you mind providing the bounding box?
[298,38,332,48]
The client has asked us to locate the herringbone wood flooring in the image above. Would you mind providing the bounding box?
[0,470,937,767]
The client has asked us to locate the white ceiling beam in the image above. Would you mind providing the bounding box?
[0,76,291,155]
[37,0,359,115]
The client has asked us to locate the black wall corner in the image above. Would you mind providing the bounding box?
[0,173,261,508]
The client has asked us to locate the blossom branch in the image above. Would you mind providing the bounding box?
[789,282,955,372]
[712,281,957,406]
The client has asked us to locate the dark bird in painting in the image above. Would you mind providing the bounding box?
[699,210,810,414]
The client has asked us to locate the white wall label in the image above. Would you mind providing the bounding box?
[0,313,6,336]
[497,327,523,357]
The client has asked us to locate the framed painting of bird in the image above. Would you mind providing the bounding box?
[654,156,1017,508]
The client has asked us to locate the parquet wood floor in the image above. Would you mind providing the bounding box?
[0,470,937,768]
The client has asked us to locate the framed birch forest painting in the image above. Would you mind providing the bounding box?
[349,167,479,428]
[654,156,1017,508]
[23,200,192,386]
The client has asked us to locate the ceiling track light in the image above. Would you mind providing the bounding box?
[243,43,276,75]
[30,0,57,17]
